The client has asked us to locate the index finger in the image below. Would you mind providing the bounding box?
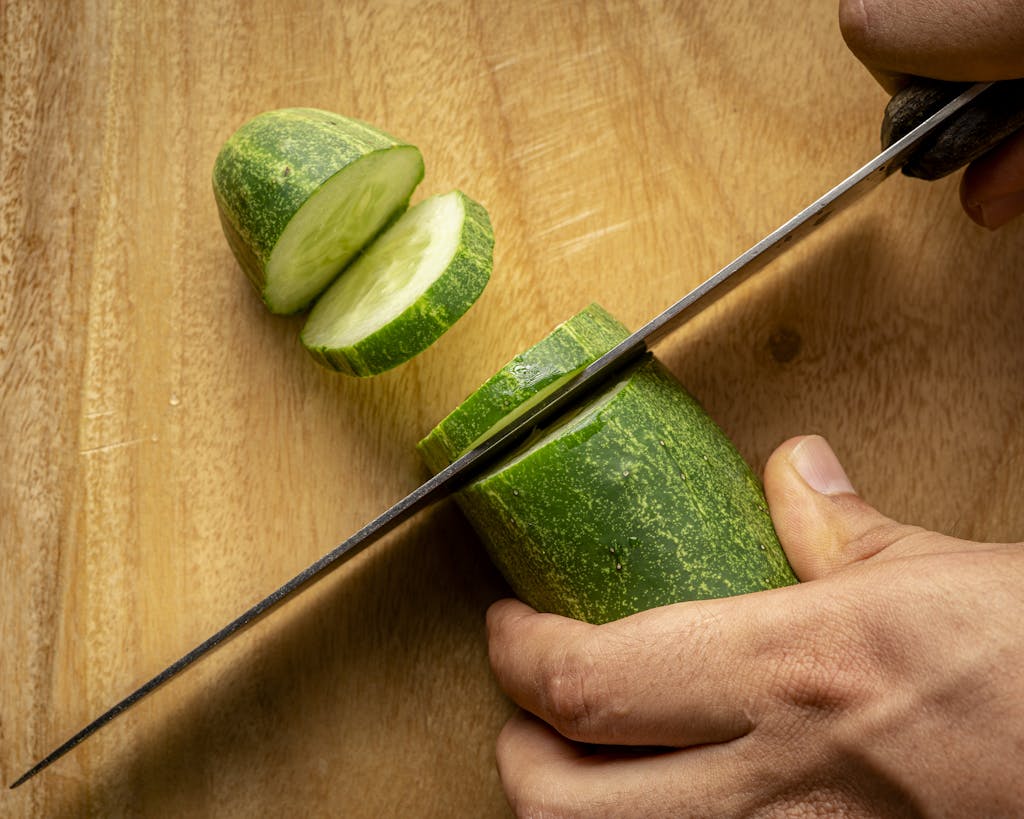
[486,594,777,748]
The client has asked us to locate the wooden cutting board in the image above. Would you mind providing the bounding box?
[3,1,1022,815]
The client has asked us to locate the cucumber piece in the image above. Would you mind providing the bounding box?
[213,108,424,314]
[416,304,629,473]
[418,307,796,624]
[301,191,493,376]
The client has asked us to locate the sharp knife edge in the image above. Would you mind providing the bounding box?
[10,81,991,789]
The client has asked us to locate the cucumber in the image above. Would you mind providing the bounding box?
[212,108,424,314]
[418,307,796,624]
[301,190,493,376]
[417,303,629,473]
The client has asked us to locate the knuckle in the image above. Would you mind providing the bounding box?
[764,602,875,719]
[772,651,862,717]
[537,639,611,741]
[843,518,928,563]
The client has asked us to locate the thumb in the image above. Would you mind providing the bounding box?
[762,435,926,581]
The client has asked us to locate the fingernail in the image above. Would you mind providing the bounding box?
[968,190,1024,230]
[788,435,855,496]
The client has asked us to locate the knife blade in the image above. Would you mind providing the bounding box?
[10,79,1008,789]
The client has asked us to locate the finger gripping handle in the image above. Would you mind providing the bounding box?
[882,78,1024,180]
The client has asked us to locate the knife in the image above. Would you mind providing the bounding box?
[11,79,1020,789]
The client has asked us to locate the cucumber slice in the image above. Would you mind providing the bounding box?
[416,304,629,473]
[213,108,424,314]
[301,190,493,376]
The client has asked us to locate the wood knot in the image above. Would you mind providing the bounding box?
[766,326,802,364]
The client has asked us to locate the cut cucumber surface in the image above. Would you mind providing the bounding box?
[416,303,629,473]
[301,190,493,376]
[213,108,424,314]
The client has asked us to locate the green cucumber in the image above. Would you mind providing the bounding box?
[416,303,629,473]
[418,307,796,624]
[301,190,493,376]
[213,108,424,314]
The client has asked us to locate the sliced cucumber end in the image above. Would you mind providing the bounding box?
[301,190,494,376]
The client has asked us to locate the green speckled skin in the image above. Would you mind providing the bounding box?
[417,304,629,472]
[302,191,493,376]
[453,356,797,624]
[212,108,423,313]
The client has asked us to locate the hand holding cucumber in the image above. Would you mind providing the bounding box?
[488,436,1024,816]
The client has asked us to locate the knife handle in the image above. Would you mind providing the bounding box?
[882,78,1024,180]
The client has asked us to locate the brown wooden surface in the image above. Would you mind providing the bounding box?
[3,1,1022,815]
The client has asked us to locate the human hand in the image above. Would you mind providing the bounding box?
[839,0,1024,228]
[487,434,1024,817]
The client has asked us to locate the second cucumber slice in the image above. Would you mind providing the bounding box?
[301,190,494,376]
[417,304,629,472]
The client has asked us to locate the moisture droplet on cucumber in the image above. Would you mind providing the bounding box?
[213,108,425,315]
[418,305,797,624]
[301,190,493,377]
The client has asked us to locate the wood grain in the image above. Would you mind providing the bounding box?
[3,0,1022,815]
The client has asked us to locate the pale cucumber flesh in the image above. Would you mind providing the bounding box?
[483,375,630,474]
[463,366,589,453]
[265,146,423,314]
[301,191,464,348]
